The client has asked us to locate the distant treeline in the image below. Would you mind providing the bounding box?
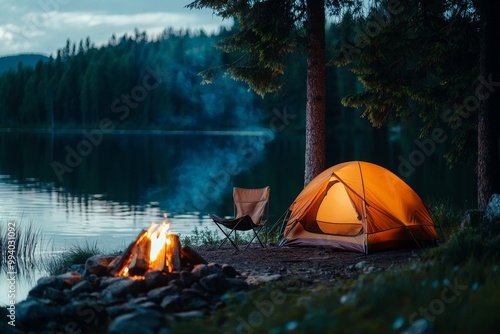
[0,27,365,132]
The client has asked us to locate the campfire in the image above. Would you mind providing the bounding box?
[109,217,182,278]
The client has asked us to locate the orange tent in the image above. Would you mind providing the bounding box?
[281,161,438,253]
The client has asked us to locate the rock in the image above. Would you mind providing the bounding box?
[181,289,209,310]
[221,264,238,278]
[71,280,94,295]
[147,285,180,303]
[144,270,170,290]
[67,264,85,275]
[172,310,204,320]
[168,279,186,290]
[199,274,229,294]
[86,274,101,289]
[16,299,59,325]
[246,274,282,286]
[99,276,129,289]
[0,321,24,334]
[29,272,82,297]
[107,309,168,334]
[102,277,146,301]
[354,261,368,270]
[84,254,119,277]
[17,252,249,332]
[160,295,183,312]
[191,264,223,279]
[106,303,140,318]
[226,278,249,291]
[60,300,106,321]
[43,287,66,302]
[137,301,161,310]
[180,270,195,287]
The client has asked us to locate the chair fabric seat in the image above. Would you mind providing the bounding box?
[209,186,270,251]
[208,214,263,231]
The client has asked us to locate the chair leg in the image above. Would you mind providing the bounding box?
[243,226,265,251]
[213,222,240,251]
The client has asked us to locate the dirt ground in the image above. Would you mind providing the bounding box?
[193,244,423,285]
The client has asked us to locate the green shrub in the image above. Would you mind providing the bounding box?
[427,198,465,242]
[181,226,222,247]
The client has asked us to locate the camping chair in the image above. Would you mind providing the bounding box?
[208,186,270,251]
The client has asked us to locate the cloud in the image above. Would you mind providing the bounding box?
[0,0,230,56]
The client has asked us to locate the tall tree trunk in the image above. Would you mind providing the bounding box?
[304,0,326,185]
[477,0,500,211]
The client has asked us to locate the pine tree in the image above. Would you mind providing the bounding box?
[187,0,360,185]
[335,0,499,210]
[475,0,500,210]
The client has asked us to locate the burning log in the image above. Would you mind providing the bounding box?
[181,246,208,266]
[108,230,148,277]
[166,234,181,272]
[108,222,182,277]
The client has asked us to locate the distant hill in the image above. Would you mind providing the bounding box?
[0,54,49,74]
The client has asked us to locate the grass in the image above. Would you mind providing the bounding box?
[181,226,222,247]
[0,217,46,269]
[426,198,467,242]
[44,240,102,275]
[171,200,500,333]
[181,224,281,248]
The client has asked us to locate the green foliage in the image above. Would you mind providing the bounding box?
[181,226,222,247]
[426,198,465,241]
[334,0,480,166]
[423,229,500,265]
[0,29,265,131]
[188,0,361,97]
[181,225,270,247]
[188,0,298,96]
[44,240,101,275]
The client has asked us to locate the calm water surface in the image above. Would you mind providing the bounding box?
[0,130,476,304]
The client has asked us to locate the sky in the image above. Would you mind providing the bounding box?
[0,0,230,57]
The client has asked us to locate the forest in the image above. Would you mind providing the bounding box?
[0,26,364,134]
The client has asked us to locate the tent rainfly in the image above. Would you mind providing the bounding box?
[281,161,438,253]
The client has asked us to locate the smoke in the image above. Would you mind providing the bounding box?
[165,132,273,213]
[147,54,275,214]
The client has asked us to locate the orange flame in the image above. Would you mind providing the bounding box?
[147,221,170,263]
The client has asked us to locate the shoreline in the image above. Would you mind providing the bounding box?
[0,128,273,137]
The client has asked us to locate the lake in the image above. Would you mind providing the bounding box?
[0,129,476,305]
